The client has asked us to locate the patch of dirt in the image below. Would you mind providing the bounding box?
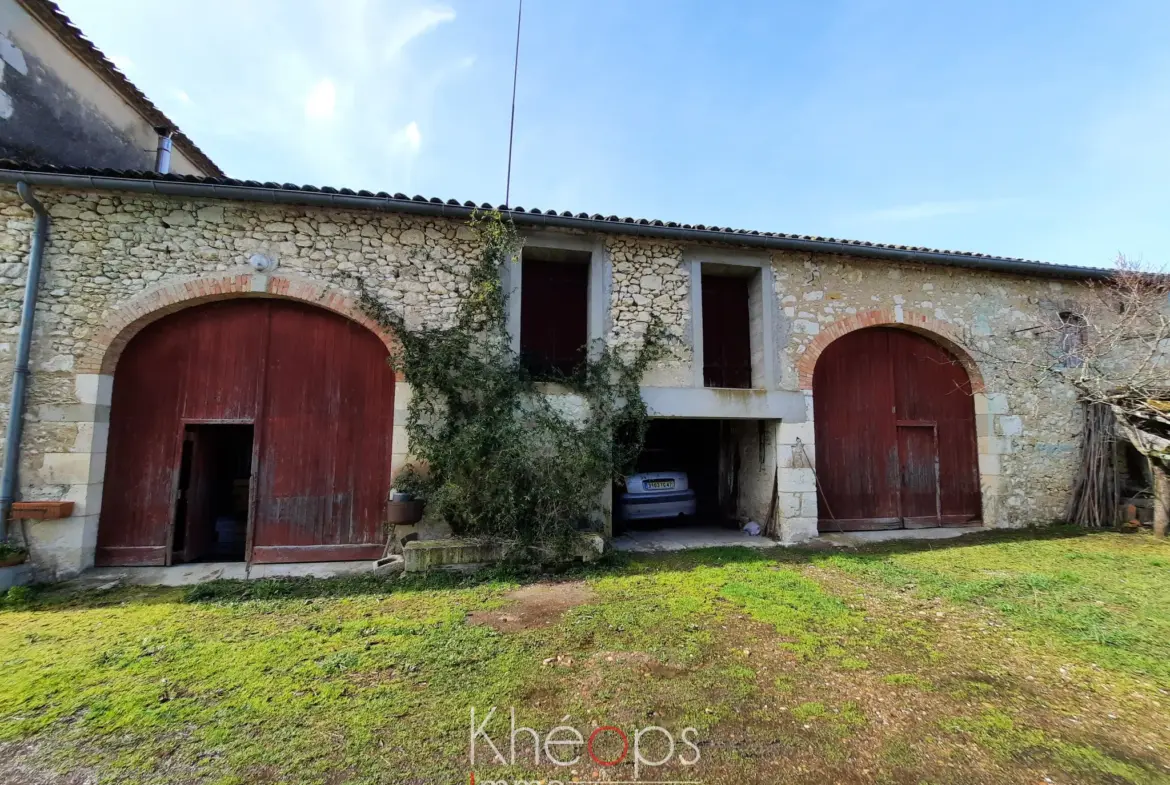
[0,740,98,785]
[592,650,691,678]
[467,580,596,632]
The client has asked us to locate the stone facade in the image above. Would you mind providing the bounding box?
[774,253,1083,530]
[0,183,1096,576]
[606,236,690,384]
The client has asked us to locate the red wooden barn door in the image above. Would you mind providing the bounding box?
[813,327,980,532]
[97,299,394,566]
[97,302,264,565]
[250,304,396,563]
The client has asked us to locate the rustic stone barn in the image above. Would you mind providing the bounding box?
[0,163,1104,579]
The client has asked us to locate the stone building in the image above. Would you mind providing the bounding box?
[0,0,220,175]
[0,162,1105,579]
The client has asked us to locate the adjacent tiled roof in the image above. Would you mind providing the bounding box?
[16,0,223,177]
[0,159,1113,280]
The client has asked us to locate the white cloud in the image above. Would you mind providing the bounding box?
[304,78,336,121]
[864,199,1015,222]
[58,0,466,191]
[393,121,423,154]
[382,6,455,59]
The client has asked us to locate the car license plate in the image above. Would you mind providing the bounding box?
[644,479,675,490]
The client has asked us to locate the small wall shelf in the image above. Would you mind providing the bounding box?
[11,501,74,520]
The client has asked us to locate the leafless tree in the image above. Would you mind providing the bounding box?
[976,256,1170,533]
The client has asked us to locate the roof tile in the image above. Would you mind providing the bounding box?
[0,159,1112,277]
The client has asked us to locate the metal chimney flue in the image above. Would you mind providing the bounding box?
[154,127,173,174]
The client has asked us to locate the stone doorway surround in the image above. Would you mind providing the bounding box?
[23,272,411,579]
[775,307,1017,542]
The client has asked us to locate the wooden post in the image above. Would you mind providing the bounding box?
[1154,462,1169,538]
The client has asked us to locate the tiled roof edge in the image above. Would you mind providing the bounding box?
[0,160,1114,281]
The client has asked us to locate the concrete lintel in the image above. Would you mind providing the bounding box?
[521,229,596,252]
[641,386,806,420]
[682,246,771,267]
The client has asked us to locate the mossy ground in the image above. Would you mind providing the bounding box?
[2,527,1169,784]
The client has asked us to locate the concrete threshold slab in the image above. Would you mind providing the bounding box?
[817,525,986,547]
[612,525,779,553]
[77,560,384,587]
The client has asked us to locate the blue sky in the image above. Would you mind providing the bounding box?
[59,0,1170,268]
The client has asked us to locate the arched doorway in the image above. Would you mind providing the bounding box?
[96,299,396,566]
[813,326,981,531]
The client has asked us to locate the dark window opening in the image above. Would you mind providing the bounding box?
[702,274,752,388]
[172,424,253,563]
[1057,311,1086,368]
[520,248,590,378]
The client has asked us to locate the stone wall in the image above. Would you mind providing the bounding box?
[0,183,1095,574]
[0,185,488,576]
[773,251,1084,529]
[606,236,690,385]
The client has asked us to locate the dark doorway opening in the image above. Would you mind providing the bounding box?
[172,424,253,563]
[616,419,729,534]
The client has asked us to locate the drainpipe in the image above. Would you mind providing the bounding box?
[0,182,49,542]
[154,127,173,175]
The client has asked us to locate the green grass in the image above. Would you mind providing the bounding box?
[1,529,1168,784]
[817,527,1170,682]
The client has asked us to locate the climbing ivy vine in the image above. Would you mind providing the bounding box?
[357,213,667,554]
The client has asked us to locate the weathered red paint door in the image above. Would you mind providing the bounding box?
[520,258,589,376]
[250,303,396,563]
[813,327,980,531]
[701,274,753,388]
[897,424,941,527]
[97,299,394,566]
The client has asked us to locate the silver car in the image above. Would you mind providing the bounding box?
[618,470,698,521]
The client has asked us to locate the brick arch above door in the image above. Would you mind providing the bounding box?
[95,297,398,566]
[795,307,985,393]
[76,273,401,377]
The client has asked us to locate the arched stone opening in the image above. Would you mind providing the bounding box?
[78,273,399,376]
[93,291,400,566]
[811,325,982,531]
[776,309,1006,543]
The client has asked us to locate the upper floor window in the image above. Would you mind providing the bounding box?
[701,272,752,388]
[519,247,590,378]
[1057,311,1086,368]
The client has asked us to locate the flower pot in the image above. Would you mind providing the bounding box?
[387,499,424,525]
[0,552,28,569]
